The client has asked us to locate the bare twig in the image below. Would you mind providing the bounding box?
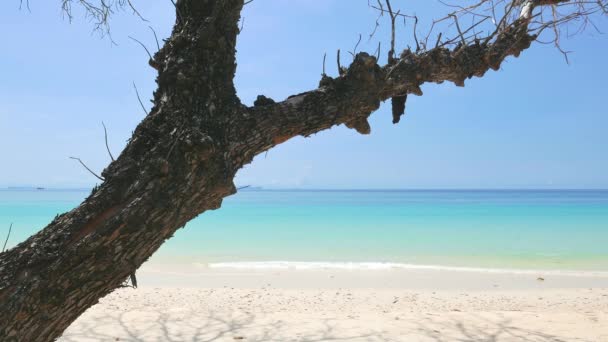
[128,36,153,61]
[337,49,343,75]
[19,0,31,12]
[385,0,397,62]
[60,0,147,36]
[368,0,385,41]
[322,52,327,75]
[438,17,490,48]
[369,2,416,19]
[369,0,606,59]
[101,122,115,162]
[133,82,148,115]
[435,32,443,48]
[169,0,183,23]
[2,223,12,252]
[413,15,420,51]
[349,33,363,59]
[69,157,105,181]
[450,14,468,45]
[126,0,148,22]
[148,26,160,51]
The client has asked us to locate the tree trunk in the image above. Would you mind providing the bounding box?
[0,0,542,340]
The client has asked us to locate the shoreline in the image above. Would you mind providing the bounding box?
[205,261,608,276]
[136,262,608,290]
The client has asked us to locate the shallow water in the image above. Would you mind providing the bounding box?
[1,189,607,271]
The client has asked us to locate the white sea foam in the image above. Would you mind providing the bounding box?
[206,261,608,277]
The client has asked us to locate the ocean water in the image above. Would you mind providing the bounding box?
[1,189,607,272]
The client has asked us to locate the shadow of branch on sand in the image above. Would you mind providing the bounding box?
[59,308,382,342]
[59,307,581,342]
[412,312,583,342]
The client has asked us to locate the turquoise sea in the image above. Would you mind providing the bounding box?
[1,189,608,272]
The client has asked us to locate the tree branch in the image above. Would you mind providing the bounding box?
[242,17,537,160]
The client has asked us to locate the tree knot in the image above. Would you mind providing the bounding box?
[319,74,335,88]
[345,118,371,135]
[346,52,382,85]
[253,95,276,107]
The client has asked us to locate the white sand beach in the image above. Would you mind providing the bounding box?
[59,266,608,341]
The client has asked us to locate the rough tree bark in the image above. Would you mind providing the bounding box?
[0,0,582,340]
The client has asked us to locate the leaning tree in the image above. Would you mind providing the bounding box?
[1,0,606,340]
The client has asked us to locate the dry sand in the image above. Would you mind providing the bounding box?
[59,267,608,341]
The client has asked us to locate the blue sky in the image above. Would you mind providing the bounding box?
[0,1,607,189]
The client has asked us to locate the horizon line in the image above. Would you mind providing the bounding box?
[2,186,608,192]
